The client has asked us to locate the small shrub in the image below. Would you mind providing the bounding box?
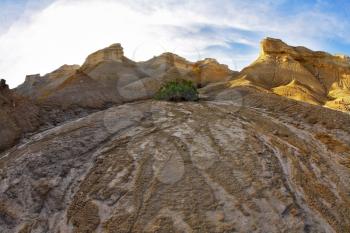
[155,79,199,102]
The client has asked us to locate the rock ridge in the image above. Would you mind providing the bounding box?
[230,37,350,112]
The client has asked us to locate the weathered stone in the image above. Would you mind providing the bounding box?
[82,43,124,69]
[0,89,349,233]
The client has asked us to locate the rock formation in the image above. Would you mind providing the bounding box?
[0,79,40,151]
[81,43,125,70]
[230,38,350,112]
[0,39,350,233]
[16,65,80,98]
[16,44,236,109]
[194,58,236,86]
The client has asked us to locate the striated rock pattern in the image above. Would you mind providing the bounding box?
[0,87,349,233]
[16,65,80,99]
[231,38,350,112]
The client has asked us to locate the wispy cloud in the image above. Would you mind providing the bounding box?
[0,0,349,87]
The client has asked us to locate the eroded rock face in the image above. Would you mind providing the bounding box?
[231,38,350,112]
[0,79,40,151]
[0,87,349,233]
[138,54,235,86]
[194,58,237,86]
[16,65,80,98]
[15,43,146,109]
[15,44,236,110]
[82,43,125,69]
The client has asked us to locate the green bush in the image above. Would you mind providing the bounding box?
[155,79,199,101]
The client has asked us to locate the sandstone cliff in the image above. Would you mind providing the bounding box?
[16,44,235,109]
[230,38,350,112]
[82,43,125,70]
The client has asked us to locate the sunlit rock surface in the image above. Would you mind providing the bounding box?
[16,44,235,110]
[231,38,350,112]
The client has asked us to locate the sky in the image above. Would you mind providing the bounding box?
[1,0,350,88]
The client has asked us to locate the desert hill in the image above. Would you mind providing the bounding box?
[0,39,349,233]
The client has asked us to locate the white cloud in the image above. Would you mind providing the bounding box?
[0,0,349,87]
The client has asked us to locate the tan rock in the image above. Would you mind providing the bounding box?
[194,58,237,86]
[16,43,236,109]
[231,37,350,112]
[82,43,124,69]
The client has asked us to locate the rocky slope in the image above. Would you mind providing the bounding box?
[0,87,349,233]
[1,39,350,233]
[230,38,350,112]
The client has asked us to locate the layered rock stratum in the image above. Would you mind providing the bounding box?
[0,38,350,233]
[230,38,350,112]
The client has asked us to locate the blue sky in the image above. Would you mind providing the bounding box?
[1,0,350,87]
[0,0,53,33]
